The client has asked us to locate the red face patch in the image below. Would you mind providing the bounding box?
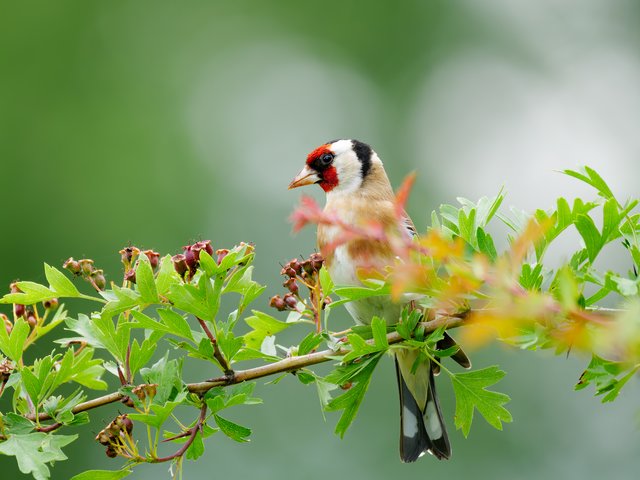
[306,143,339,192]
[306,144,331,165]
[319,166,339,192]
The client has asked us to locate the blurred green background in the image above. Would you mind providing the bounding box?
[2,1,640,478]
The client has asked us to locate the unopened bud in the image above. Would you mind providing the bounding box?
[119,246,140,265]
[283,277,299,295]
[63,258,82,275]
[114,414,133,434]
[281,266,297,278]
[43,298,59,310]
[172,254,188,277]
[322,296,332,310]
[289,259,302,275]
[78,259,95,276]
[269,295,287,311]
[26,310,37,329]
[91,270,106,291]
[183,245,199,271]
[1,314,11,335]
[301,260,314,276]
[13,303,25,319]
[124,269,136,284]
[142,250,160,270]
[309,253,324,271]
[96,431,111,446]
[216,249,229,265]
[283,293,298,310]
[105,446,118,458]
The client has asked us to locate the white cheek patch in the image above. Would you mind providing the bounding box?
[402,405,419,438]
[330,139,353,155]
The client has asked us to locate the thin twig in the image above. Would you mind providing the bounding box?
[197,317,233,376]
[152,403,207,463]
[27,315,464,422]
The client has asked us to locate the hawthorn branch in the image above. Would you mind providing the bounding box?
[28,315,465,422]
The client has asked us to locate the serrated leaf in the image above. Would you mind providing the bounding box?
[0,281,56,305]
[0,317,30,362]
[574,214,602,262]
[371,317,389,349]
[44,264,80,298]
[214,414,251,442]
[451,366,512,437]
[325,353,381,437]
[136,256,159,304]
[70,470,132,480]
[0,433,77,480]
[298,332,324,356]
[157,309,194,341]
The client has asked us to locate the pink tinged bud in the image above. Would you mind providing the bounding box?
[289,259,302,275]
[26,310,37,329]
[197,240,214,256]
[281,266,297,278]
[283,277,299,295]
[2,314,11,335]
[183,245,199,270]
[142,250,160,270]
[172,254,188,277]
[216,248,229,265]
[309,253,324,270]
[43,298,59,310]
[62,258,82,275]
[124,269,136,284]
[283,293,298,310]
[269,295,287,311]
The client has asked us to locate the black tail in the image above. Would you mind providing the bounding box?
[396,359,451,462]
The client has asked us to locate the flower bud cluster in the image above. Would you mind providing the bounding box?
[95,414,134,458]
[119,247,161,284]
[63,257,106,291]
[269,253,328,313]
[172,240,214,281]
[132,383,157,402]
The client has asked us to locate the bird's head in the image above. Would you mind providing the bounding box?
[288,139,374,194]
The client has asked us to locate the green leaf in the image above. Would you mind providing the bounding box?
[298,332,324,356]
[325,353,381,438]
[157,309,195,341]
[575,355,637,402]
[214,414,251,442]
[186,430,205,460]
[319,266,334,296]
[243,310,292,350]
[44,264,80,298]
[371,316,389,349]
[199,250,219,277]
[0,281,56,305]
[0,317,30,362]
[574,214,602,262]
[0,433,77,480]
[135,256,159,304]
[476,227,497,261]
[70,470,132,480]
[140,354,184,404]
[451,366,512,437]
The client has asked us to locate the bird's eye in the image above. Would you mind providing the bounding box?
[319,153,334,166]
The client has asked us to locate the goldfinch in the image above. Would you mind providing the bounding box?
[289,139,452,462]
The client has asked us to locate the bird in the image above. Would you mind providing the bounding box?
[288,139,457,462]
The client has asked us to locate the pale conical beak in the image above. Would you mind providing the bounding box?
[288,165,320,189]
